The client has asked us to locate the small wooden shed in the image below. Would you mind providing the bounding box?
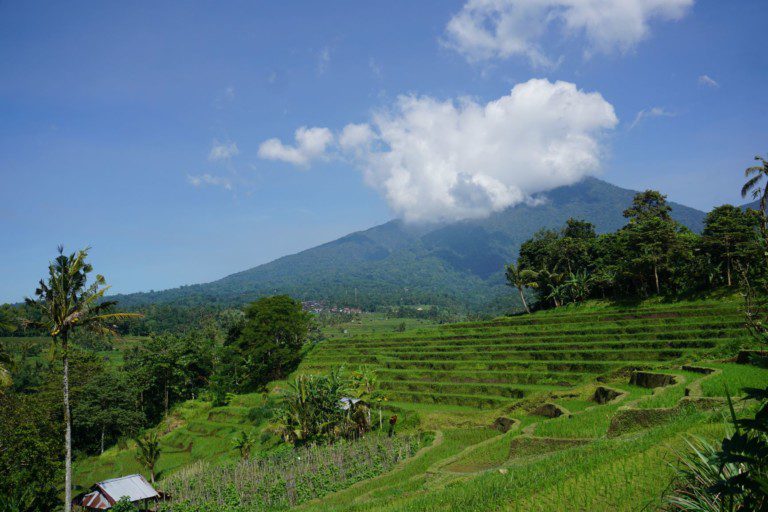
[73,474,160,510]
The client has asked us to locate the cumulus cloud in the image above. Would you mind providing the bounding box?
[208,140,239,161]
[444,0,694,65]
[698,74,719,88]
[630,106,675,129]
[339,123,375,151]
[258,126,334,166]
[187,173,232,190]
[258,79,617,222]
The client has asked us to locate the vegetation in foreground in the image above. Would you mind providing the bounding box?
[1,174,768,511]
[159,434,426,511]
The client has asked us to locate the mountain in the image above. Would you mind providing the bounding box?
[113,178,706,313]
[741,199,763,211]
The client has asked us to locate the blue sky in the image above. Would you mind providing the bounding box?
[1,0,766,303]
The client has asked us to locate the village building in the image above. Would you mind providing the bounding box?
[72,474,160,511]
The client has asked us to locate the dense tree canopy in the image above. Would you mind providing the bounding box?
[222,295,312,392]
[514,191,764,308]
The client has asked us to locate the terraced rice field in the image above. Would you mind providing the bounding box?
[300,300,750,409]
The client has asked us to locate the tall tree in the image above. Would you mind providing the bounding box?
[741,153,768,220]
[225,295,311,391]
[24,246,138,511]
[505,262,538,314]
[702,205,759,287]
[622,191,681,294]
[559,218,597,274]
[0,392,62,511]
[623,190,673,222]
[72,368,145,454]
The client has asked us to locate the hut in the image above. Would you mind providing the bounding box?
[73,474,160,510]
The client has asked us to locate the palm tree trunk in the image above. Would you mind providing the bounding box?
[726,254,732,287]
[101,425,105,454]
[653,264,660,294]
[62,334,72,512]
[164,380,169,417]
[518,287,531,314]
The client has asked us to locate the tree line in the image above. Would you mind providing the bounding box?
[507,191,765,310]
[0,245,315,512]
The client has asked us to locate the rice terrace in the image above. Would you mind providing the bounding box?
[2,1,768,511]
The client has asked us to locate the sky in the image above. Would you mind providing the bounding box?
[1,0,767,303]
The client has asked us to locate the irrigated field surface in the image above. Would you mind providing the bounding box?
[300,300,750,409]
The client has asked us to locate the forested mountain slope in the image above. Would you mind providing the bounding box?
[113,178,706,312]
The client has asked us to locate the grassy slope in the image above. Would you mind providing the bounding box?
[74,297,768,510]
[293,297,767,511]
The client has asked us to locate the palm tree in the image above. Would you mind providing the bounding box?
[350,365,385,431]
[505,262,539,314]
[565,270,592,303]
[232,430,257,460]
[742,153,768,225]
[538,266,566,308]
[135,431,161,484]
[24,246,139,511]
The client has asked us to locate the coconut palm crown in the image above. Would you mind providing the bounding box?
[742,154,768,215]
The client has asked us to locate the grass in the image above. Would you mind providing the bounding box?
[320,314,441,339]
[298,429,498,511]
[302,298,754,410]
[700,362,768,397]
[162,434,428,510]
[73,392,273,493]
[72,296,768,511]
[348,412,727,512]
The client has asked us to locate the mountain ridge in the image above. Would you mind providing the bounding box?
[113,178,708,312]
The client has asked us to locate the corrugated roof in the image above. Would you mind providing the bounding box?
[97,474,159,502]
[78,490,111,510]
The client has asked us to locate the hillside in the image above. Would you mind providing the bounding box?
[77,297,768,510]
[113,178,706,312]
[299,298,750,411]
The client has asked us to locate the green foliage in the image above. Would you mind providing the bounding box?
[232,430,257,460]
[124,330,217,421]
[741,153,768,215]
[72,367,145,454]
[0,392,61,511]
[274,368,373,445]
[135,431,161,484]
[516,191,763,307]
[223,295,311,392]
[110,497,137,512]
[160,434,424,511]
[22,246,138,511]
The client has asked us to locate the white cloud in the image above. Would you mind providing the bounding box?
[258,126,334,167]
[630,106,675,129]
[259,79,617,223]
[444,0,694,65]
[208,140,239,162]
[698,74,719,88]
[339,123,375,151]
[187,174,232,190]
